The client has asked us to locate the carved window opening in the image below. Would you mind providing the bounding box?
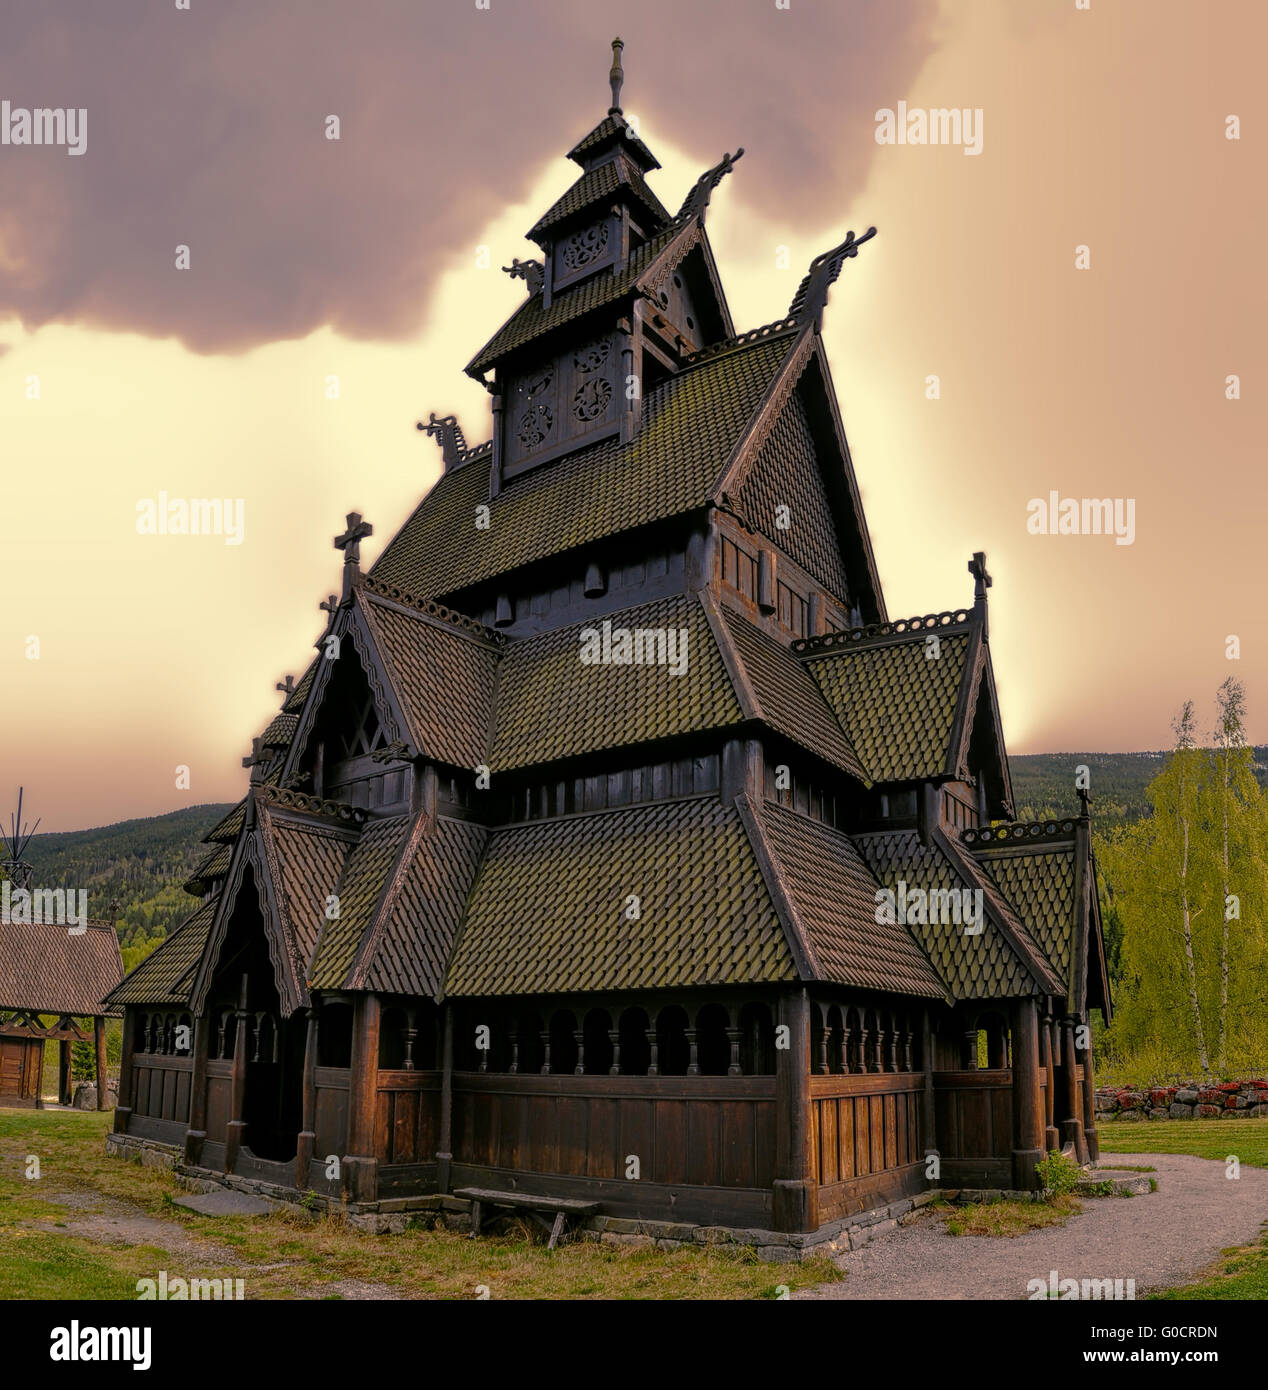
[695,1004,731,1076]
[655,1005,690,1077]
[617,1007,652,1075]
[561,221,609,272]
[740,1002,776,1076]
[317,1003,353,1068]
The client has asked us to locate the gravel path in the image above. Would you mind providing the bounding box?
[797,1154,1268,1300]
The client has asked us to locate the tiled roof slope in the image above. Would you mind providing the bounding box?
[529,159,668,240]
[355,816,489,999]
[359,594,499,769]
[184,843,231,894]
[261,813,354,987]
[374,332,796,601]
[567,114,660,170]
[729,389,851,599]
[446,797,796,995]
[804,627,971,783]
[974,846,1078,986]
[308,816,411,989]
[717,604,866,781]
[104,899,217,1008]
[853,829,1037,1000]
[205,799,246,844]
[490,593,743,770]
[757,805,944,998]
[0,919,123,1016]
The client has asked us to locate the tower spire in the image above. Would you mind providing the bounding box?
[609,37,624,115]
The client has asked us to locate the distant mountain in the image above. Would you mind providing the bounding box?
[20,804,232,952]
[1008,748,1268,829]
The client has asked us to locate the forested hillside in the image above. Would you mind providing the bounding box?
[20,804,232,967]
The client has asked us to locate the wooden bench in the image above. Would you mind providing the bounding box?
[454,1187,600,1250]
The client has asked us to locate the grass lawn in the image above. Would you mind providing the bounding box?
[0,1109,839,1301]
[937,1194,1081,1238]
[1097,1118,1268,1167]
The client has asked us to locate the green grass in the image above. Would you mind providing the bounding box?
[0,1108,839,1301]
[941,1195,1081,1238]
[1151,1225,1268,1301]
[1097,1118,1268,1167]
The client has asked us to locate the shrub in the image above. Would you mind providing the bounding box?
[1034,1149,1081,1200]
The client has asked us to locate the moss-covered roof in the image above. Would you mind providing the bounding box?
[446,797,796,996]
[803,624,972,783]
[374,331,795,602]
[757,804,944,998]
[528,159,668,241]
[103,899,216,1008]
[853,829,1040,1000]
[490,593,742,771]
[308,816,410,990]
[204,799,245,844]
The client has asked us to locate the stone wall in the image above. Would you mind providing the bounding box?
[1095,1079,1268,1121]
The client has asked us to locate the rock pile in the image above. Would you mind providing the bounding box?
[1095,1079,1268,1120]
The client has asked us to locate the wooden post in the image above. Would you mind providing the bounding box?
[183,1014,212,1166]
[94,1016,110,1111]
[1010,998,1043,1190]
[223,974,250,1174]
[1059,1015,1087,1163]
[1079,1018,1100,1161]
[436,1003,454,1194]
[114,1008,137,1133]
[1040,1015,1059,1153]
[343,994,381,1203]
[773,989,816,1233]
[33,1035,47,1110]
[58,1039,71,1107]
[920,1008,937,1177]
[294,1006,319,1189]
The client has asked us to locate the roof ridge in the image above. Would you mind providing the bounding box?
[793,607,973,656]
[681,317,800,367]
[357,573,507,647]
[255,784,370,829]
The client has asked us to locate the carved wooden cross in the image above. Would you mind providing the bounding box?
[334,512,373,566]
[242,736,264,770]
[968,551,992,601]
[319,594,338,624]
[276,674,296,701]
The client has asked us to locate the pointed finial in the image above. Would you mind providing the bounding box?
[609,37,624,115]
[968,551,992,638]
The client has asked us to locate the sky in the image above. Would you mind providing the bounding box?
[1,0,1265,831]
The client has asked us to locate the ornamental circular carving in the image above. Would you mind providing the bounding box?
[561,222,609,271]
[517,403,553,448]
[573,337,611,374]
[572,376,612,421]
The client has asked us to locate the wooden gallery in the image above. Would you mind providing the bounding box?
[105,43,1111,1251]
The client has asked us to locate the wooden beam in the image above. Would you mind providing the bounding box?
[58,1040,71,1107]
[94,1016,109,1110]
[224,974,250,1174]
[1078,1017,1100,1161]
[295,1006,319,1190]
[1059,1015,1088,1163]
[342,994,381,1202]
[183,1013,212,1165]
[773,988,816,1232]
[437,1002,454,1194]
[1010,997,1043,1189]
[115,1007,137,1133]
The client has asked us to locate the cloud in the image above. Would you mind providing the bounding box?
[0,0,937,355]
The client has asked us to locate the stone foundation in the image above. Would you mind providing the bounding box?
[1095,1078,1268,1121]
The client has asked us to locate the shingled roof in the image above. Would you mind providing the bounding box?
[528,158,669,242]
[376,330,798,602]
[800,615,977,784]
[103,899,217,1009]
[446,797,797,996]
[754,804,945,999]
[0,919,123,1016]
[853,828,1060,1001]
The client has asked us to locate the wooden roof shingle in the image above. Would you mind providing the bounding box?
[0,919,124,1017]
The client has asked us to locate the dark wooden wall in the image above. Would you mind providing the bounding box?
[810,1074,925,1222]
[933,1069,1014,1186]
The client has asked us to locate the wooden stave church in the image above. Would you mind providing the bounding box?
[105,41,1111,1237]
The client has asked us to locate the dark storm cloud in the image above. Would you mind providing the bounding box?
[0,0,937,354]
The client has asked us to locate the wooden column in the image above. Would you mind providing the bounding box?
[1010,998,1043,1190]
[436,1003,454,1194]
[183,1013,212,1166]
[1059,1015,1087,1163]
[773,989,817,1233]
[94,1016,110,1110]
[294,1006,319,1189]
[1079,1019,1100,1161]
[33,1035,47,1110]
[114,1008,137,1133]
[343,994,381,1203]
[920,1008,937,1175]
[1039,1015,1059,1153]
[223,974,250,1174]
[58,1040,71,1107]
